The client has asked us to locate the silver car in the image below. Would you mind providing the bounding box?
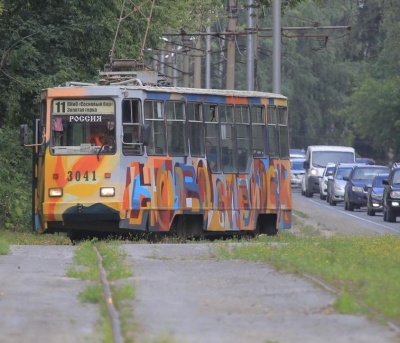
[327,163,357,206]
[290,158,306,188]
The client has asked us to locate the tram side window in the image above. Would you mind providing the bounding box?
[144,100,166,155]
[122,99,143,155]
[204,104,219,172]
[235,105,251,172]
[166,101,187,156]
[187,102,204,156]
[220,105,234,173]
[278,106,290,158]
[251,106,266,157]
[267,106,279,158]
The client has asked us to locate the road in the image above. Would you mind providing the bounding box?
[291,187,400,236]
[0,195,399,343]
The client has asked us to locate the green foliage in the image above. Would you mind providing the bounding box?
[334,292,364,315]
[0,127,32,230]
[0,237,10,255]
[79,285,103,303]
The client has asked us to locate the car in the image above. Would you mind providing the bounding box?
[290,158,306,188]
[327,163,357,206]
[356,157,376,165]
[366,173,389,216]
[290,148,306,159]
[302,145,355,197]
[318,163,335,200]
[382,167,400,222]
[344,165,390,211]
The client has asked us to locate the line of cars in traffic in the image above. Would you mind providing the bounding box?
[290,146,400,222]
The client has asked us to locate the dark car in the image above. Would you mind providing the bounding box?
[366,173,389,216]
[382,167,400,222]
[344,165,390,211]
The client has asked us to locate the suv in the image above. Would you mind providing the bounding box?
[327,163,357,206]
[382,167,400,222]
[319,163,335,200]
[344,165,390,211]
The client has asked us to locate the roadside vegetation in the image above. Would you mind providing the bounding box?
[215,221,400,328]
[67,240,135,343]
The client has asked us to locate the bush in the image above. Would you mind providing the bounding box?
[0,126,32,231]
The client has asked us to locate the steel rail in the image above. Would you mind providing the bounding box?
[94,247,124,343]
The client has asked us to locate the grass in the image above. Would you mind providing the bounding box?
[67,239,135,343]
[215,230,400,327]
[0,229,71,246]
[0,229,70,255]
[0,237,9,255]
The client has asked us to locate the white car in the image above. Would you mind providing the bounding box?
[319,163,335,200]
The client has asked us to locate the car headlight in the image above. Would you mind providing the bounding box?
[352,186,363,193]
[311,168,318,176]
[390,191,400,198]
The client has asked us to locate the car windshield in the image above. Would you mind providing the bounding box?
[373,175,387,187]
[312,151,354,168]
[335,167,353,180]
[324,166,335,176]
[393,171,400,185]
[352,167,389,181]
[291,161,305,170]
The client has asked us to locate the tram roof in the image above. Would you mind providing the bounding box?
[59,81,287,100]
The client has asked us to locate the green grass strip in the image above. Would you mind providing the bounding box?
[216,232,400,326]
[67,239,135,343]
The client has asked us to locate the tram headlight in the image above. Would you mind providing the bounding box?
[100,187,115,197]
[49,188,63,197]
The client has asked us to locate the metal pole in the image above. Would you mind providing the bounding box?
[226,0,237,90]
[246,0,255,91]
[272,0,281,94]
[206,25,211,89]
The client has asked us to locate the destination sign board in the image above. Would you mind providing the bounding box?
[52,99,115,115]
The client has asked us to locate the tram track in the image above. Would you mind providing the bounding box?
[94,246,124,343]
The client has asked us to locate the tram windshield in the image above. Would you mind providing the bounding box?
[50,99,115,155]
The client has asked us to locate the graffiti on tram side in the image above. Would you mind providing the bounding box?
[122,157,291,232]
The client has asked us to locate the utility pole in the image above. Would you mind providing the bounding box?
[226,0,238,90]
[205,25,211,89]
[193,38,202,88]
[160,14,350,92]
[246,0,257,91]
[272,0,281,94]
